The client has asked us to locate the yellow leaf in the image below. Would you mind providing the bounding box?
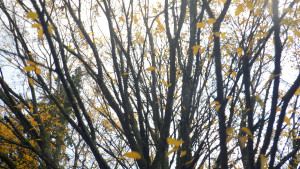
[220,0,226,3]
[224,72,231,76]
[78,30,84,39]
[196,22,205,28]
[255,33,262,38]
[276,106,281,111]
[240,19,247,25]
[122,73,129,75]
[288,36,294,43]
[167,137,184,147]
[232,71,237,77]
[199,165,204,169]
[158,24,166,31]
[263,74,277,89]
[221,33,226,40]
[213,101,221,111]
[181,151,186,157]
[255,9,261,15]
[28,78,33,86]
[119,17,125,22]
[29,104,33,112]
[214,32,220,37]
[166,147,179,156]
[283,8,293,14]
[137,37,145,44]
[23,66,35,72]
[38,28,43,38]
[235,4,244,16]
[206,18,216,24]
[294,30,300,38]
[239,136,248,149]
[166,83,172,87]
[226,136,234,143]
[284,116,290,125]
[215,104,221,111]
[226,95,233,99]
[35,68,41,74]
[145,66,156,71]
[133,14,138,23]
[156,18,162,25]
[199,47,205,54]
[295,88,300,95]
[246,1,254,10]
[124,151,141,159]
[48,26,53,35]
[260,154,267,169]
[192,45,201,55]
[236,47,243,55]
[161,79,171,87]
[185,159,194,165]
[26,11,39,20]
[241,127,252,137]
[28,60,37,67]
[32,23,42,28]
[226,127,234,136]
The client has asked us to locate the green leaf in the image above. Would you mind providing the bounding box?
[255,95,264,107]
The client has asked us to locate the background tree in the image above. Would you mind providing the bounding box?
[0,0,299,168]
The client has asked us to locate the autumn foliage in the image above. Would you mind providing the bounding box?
[0,0,300,168]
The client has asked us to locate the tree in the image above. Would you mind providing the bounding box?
[0,0,299,168]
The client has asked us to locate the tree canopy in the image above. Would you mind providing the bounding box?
[0,0,299,168]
